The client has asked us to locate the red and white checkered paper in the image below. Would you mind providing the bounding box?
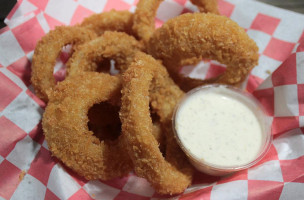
[1,0,304,199]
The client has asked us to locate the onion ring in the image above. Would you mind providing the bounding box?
[120,52,193,195]
[32,11,136,103]
[151,120,166,154]
[145,53,194,180]
[67,31,143,76]
[31,26,97,102]
[132,0,163,44]
[190,0,219,14]
[132,0,219,45]
[43,72,133,180]
[88,101,165,146]
[81,10,134,36]
[147,13,259,91]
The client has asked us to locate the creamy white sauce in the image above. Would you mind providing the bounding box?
[175,87,263,167]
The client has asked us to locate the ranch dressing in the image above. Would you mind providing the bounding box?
[174,86,264,168]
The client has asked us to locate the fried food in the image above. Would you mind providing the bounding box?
[145,52,194,183]
[32,11,136,103]
[88,102,165,149]
[120,52,193,195]
[33,1,260,195]
[190,0,219,14]
[81,10,134,36]
[132,0,219,45]
[31,26,97,102]
[147,13,259,91]
[132,0,163,44]
[43,72,133,180]
[67,31,143,76]
[151,120,166,153]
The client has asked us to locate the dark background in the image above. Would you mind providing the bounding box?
[0,0,304,29]
[0,0,17,28]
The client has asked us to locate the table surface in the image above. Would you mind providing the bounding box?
[257,0,304,14]
[0,0,304,28]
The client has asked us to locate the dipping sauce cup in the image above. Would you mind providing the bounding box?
[173,84,272,176]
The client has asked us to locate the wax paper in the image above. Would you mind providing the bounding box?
[0,0,304,199]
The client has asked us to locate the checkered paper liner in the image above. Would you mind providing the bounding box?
[0,0,304,199]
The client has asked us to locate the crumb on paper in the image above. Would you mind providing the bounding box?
[266,70,272,75]
[19,170,27,181]
[91,194,96,198]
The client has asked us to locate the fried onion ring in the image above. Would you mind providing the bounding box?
[132,0,163,44]
[88,102,165,148]
[81,10,134,36]
[190,0,219,14]
[31,26,97,102]
[132,0,219,45]
[120,52,193,195]
[43,72,133,180]
[147,13,259,91]
[67,31,143,76]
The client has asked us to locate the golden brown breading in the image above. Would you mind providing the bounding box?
[147,13,259,91]
[132,0,219,45]
[67,31,143,76]
[132,0,163,44]
[31,26,97,102]
[190,0,219,14]
[120,52,193,195]
[43,72,133,180]
[81,10,134,36]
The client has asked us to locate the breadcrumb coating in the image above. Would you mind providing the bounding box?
[190,0,219,14]
[31,26,97,102]
[67,31,143,76]
[43,73,133,180]
[120,52,193,195]
[148,13,259,91]
[81,10,134,36]
[132,0,163,44]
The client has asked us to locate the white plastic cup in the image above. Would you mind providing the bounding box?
[172,84,272,176]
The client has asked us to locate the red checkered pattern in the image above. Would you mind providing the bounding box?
[70,6,94,26]
[7,56,32,86]
[44,13,64,30]
[218,0,235,17]
[0,116,27,157]
[1,0,304,199]
[250,13,281,35]
[12,17,46,54]
[248,180,284,200]
[264,38,296,62]
[0,72,23,111]
[0,160,22,199]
